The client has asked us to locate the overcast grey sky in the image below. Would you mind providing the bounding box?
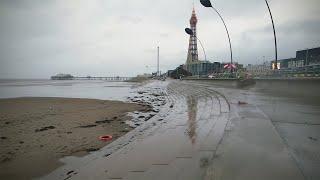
[0,0,319,78]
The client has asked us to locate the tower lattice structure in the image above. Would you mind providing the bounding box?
[186,8,199,64]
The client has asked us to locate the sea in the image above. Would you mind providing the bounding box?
[0,79,138,101]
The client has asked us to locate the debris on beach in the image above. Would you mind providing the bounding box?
[66,170,75,175]
[126,85,167,128]
[78,124,97,128]
[104,153,111,157]
[1,156,12,163]
[35,126,56,132]
[151,93,161,97]
[121,128,130,133]
[153,109,160,113]
[308,136,318,141]
[65,170,78,180]
[238,101,248,105]
[86,148,99,152]
[95,119,113,124]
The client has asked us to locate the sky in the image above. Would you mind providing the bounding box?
[0,0,319,78]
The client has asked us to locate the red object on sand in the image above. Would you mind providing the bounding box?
[99,135,113,141]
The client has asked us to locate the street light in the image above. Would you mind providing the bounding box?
[265,0,278,70]
[201,0,278,71]
[157,46,160,76]
[185,28,207,61]
[200,0,233,69]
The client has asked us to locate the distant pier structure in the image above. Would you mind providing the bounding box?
[51,74,132,81]
[74,76,132,81]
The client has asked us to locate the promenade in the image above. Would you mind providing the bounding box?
[39,79,320,180]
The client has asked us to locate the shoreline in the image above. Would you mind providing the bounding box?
[0,97,151,179]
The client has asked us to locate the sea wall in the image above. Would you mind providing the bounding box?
[184,78,320,100]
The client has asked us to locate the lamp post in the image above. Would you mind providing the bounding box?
[157,46,160,76]
[185,28,207,61]
[265,0,278,70]
[200,0,233,72]
[200,0,278,72]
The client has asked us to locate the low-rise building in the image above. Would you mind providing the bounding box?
[184,61,217,76]
[246,62,273,77]
[272,47,320,70]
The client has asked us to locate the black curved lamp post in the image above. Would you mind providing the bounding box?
[200,0,233,69]
[200,0,278,71]
[265,0,278,70]
[185,28,207,61]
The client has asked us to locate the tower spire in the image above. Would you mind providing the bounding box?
[192,1,195,12]
[186,7,199,64]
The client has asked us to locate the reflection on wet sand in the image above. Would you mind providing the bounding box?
[187,95,198,144]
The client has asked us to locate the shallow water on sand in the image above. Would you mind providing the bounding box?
[0,79,137,101]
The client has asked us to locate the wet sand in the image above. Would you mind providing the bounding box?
[0,97,150,180]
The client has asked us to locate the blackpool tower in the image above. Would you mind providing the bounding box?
[186,7,199,64]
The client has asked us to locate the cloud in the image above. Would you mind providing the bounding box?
[0,0,319,78]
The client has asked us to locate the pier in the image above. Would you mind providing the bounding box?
[73,76,133,81]
[51,74,133,81]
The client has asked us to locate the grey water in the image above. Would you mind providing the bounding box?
[0,79,137,101]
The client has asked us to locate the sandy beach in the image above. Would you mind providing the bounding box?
[0,97,150,179]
